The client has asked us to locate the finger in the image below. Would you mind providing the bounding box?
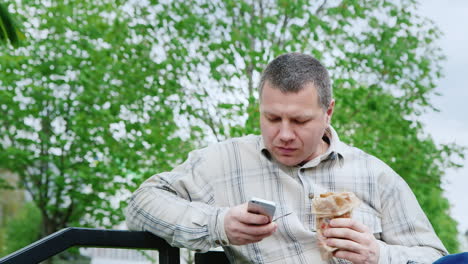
[329,218,369,233]
[231,233,265,245]
[334,249,366,263]
[240,222,278,237]
[227,230,264,245]
[228,223,277,245]
[326,237,363,253]
[323,227,363,242]
[229,204,270,225]
[227,221,277,239]
[239,231,273,242]
[239,211,271,225]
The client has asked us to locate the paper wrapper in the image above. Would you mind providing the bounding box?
[311,192,361,260]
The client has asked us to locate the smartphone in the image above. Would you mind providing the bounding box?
[247,197,276,222]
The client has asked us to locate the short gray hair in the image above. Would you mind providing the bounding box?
[259,52,332,110]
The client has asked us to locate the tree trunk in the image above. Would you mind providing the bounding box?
[38,215,57,264]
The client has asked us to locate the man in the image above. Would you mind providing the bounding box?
[126,53,447,263]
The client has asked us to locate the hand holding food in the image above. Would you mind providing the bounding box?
[312,191,360,260]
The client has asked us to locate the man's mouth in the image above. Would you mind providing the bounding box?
[276,147,297,154]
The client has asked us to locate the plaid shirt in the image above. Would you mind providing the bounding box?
[126,127,447,264]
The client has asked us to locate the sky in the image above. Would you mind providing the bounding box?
[418,0,468,235]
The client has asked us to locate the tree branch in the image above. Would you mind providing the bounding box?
[200,85,221,142]
[316,0,328,15]
[60,198,74,229]
[274,7,289,49]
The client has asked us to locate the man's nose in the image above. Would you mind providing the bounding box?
[279,122,295,142]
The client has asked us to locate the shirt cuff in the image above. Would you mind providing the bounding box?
[377,240,388,264]
[209,207,230,248]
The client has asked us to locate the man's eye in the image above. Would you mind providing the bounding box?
[268,117,280,122]
[294,120,308,124]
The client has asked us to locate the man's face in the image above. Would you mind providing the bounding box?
[260,81,334,166]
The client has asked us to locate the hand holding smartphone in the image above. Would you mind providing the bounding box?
[247,197,276,222]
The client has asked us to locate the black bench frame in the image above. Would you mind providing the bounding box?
[0,227,228,264]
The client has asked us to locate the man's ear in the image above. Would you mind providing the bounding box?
[326,99,335,124]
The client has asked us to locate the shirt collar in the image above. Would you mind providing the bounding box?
[259,125,345,168]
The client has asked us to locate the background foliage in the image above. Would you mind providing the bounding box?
[0,202,42,256]
[0,0,464,254]
[0,1,22,47]
[0,0,195,238]
[0,171,27,255]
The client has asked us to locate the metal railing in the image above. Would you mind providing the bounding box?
[0,227,229,264]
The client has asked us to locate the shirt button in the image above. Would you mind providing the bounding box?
[308,193,314,199]
[215,240,221,245]
[221,240,228,245]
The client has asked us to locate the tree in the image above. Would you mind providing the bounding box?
[129,0,463,251]
[0,2,22,190]
[1,0,464,254]
[0,2,21,46]
[0,0,195,237]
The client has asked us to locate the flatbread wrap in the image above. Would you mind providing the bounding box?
[311,191,361,260]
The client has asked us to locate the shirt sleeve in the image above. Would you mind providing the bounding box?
[376,165,448,263]
[125,148,230,252]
